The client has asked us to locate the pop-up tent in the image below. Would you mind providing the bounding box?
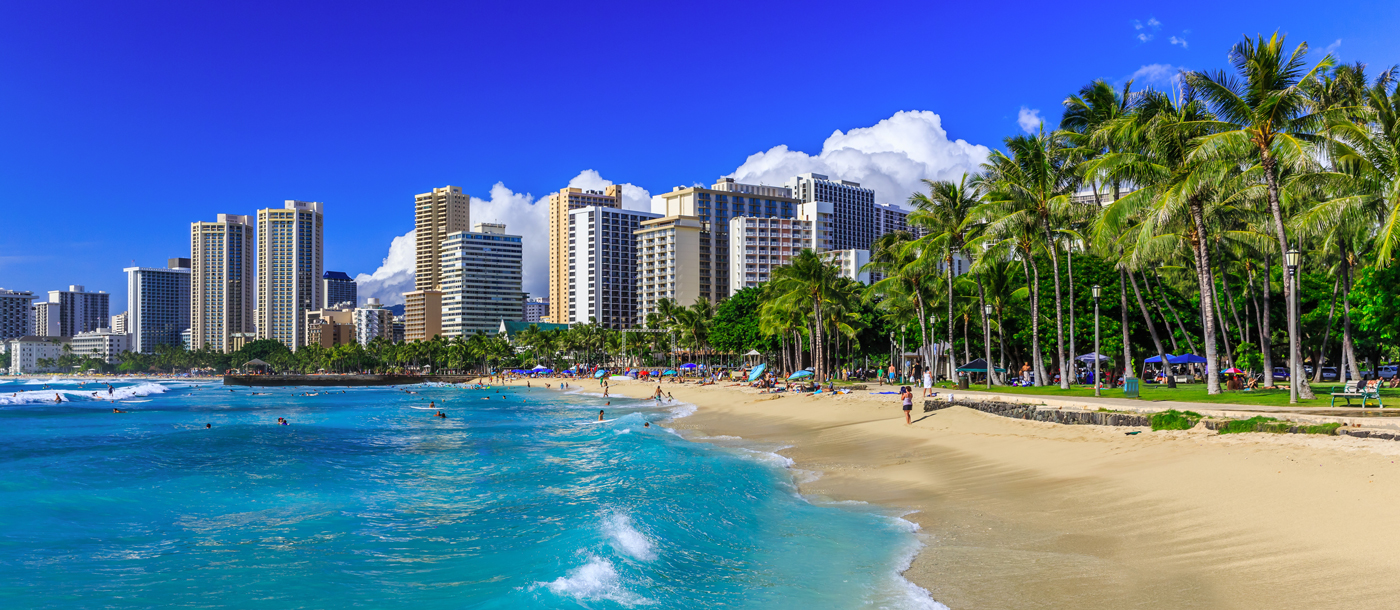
[956,358,1006,373]
[1144,353,1208,364]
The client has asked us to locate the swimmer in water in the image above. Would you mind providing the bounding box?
[599,409,605,421]
[206,423,211,428]
[54,393,62,403]
[112,408,125,413]
[644,422,650,428]
[429,401,435,410]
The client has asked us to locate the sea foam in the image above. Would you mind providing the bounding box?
[539,556,651,606]
[603,512,656,561]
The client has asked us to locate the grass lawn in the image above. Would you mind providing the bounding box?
[941,381,1399,408]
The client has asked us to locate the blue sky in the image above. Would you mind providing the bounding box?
[2,0,1397,307]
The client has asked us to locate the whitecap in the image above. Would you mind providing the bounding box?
[603,512,655,561]
[537,555,650,606]
[0,382,169,406]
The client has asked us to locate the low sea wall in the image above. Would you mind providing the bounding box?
[222,374,482,387]
[924,397,1153,427]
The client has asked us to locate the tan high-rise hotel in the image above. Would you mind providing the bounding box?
[406,185,469,341]
[190,214,255,353]
[547,185,622,322]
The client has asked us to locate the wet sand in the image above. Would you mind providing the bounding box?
[591,378,1400,609]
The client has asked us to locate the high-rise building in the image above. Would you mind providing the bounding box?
[256,200,324,350]
[655,178,800,303]
[548,185,623,322]
[414,186,471,292]
[47,285,110,338]
[635,215,704,321]
[124,260,191,353]
[727,214,820,294]
[522,296,548,323]
[567,206,660,327]
[823,249,872,284]
[191,214,255,353]
[873,203,926,239]
[110,311,128,335]
[391,317,406,343]
[441,223,523,336]
[71,328,130,364]
[0,288,35,341]
[31,302,59,337]
[785,173,877,251]
[402,290,442,342]
[353,298,394,346]
[322,271,357,308]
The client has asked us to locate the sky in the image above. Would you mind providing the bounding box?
[2,0,1398,308]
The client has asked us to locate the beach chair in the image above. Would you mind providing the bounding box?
[1330,380,1364,407]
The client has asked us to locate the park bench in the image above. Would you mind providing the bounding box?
[1331,379,1384,408]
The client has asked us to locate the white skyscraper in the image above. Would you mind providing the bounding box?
[440,223,523,337]
[0,288,35,341]
[567,206,660,327]
[191,214,255,353]
[124,260,191,353]
[256,201,324,350]
[47,285,110,338]
[784,173,878,251]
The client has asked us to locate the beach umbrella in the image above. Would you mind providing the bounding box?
[679,363,699,369]
[1075,352,1110,362]
[1223,367,1245,374]
[662,369,678,376]
[531,365,550,371]
[594,369,608,378]
[748,363,767,382]
[788,370,813,380]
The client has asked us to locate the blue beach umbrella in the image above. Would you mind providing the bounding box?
[594,369,608,378]
[788,370,813,380]
[662,369,678,376]
[748,363,767,382]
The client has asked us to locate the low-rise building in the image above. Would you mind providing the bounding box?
[7,336,67,375]
[305,307,357,348]
[522,296,548,323]
[71,328,131,364]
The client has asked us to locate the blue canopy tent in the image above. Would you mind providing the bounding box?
[1144,353,1208,364]
[748,363,767,383]
[679,363,699,369]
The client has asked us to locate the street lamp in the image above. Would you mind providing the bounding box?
[1285,248,1301,404]
[1092,284,1102,397]
[983,303,994,389]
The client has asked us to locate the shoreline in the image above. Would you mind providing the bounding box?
[575,376,1400,610]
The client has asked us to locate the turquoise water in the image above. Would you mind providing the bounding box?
[0,378,941,608]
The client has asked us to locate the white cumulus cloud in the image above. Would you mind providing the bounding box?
[1169,36,1188,48]
[1130,63,1185,87]
[355,171,653,306]
[725,110,989,207]
[1016,107,1042,134]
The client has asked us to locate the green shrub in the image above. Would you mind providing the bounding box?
[1302,423,1342,435]
[1218,416,1289,434]
[1151,409,1203,431]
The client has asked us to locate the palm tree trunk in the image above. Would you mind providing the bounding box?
[1211,277,1235,368]
[1310,280,1339,383]
[997,306,1008,381]
[1262,155,1313,400]
[962,316,970,364]
[1153,271,1199,355]
[1042,222,1070,390]
[976,272,998,385]
[1067,245,1076,368]
[915,289,931,384]
[1023,254,1046,386]
[1129,269,1174,388]
[1216,253,1247,347]
[1144,273,1179,353]
[1119,269,1135,379]
[947,259,956,380]
[1342,259,1361,383]
[1257,257,1275,387]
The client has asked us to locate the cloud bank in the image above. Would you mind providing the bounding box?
[726,110,989,207]
[358,110,992,306]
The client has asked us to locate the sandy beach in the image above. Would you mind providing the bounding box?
[571,377,1400,609]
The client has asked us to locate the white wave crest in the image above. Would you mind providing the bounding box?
[603,512,656,561]
[0,382,169,406]
[538,556,651,606]
[668,402,697,419]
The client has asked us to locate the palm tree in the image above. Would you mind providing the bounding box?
[1186,32,1339,400]
[864,231,940,379]
[908,172,984,378]
[769,249,841,380]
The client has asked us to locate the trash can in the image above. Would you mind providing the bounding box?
[1124,377,1140,398]
[958,374,969,390]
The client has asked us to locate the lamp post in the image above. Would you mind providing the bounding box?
[1285,248,1301,404]
[1092,284,1102,398]
[983,303,994,389]
[930,313,938,381]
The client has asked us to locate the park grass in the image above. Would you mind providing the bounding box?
[1150,409,1203,431]
[1217,416,1291,434]
[965,382,1398,408]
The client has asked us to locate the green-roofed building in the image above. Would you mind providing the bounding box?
[497,319,570,341]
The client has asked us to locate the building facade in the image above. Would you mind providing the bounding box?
[6,336,67,375]
[305,307,356,348]
[441,223,523,337]
[635,215,703,321]
[522,296,548,323]
[31,302,60,338]
[48,285,110,338]
[124,261,191,354]
[402,290,442,342]
[110,311,128,335]
[548,185,623,322]
[414,186,471,292]
[191,214,255,353]
[353,298,395,346]
[256,200,324,350]
[727,215,819,293]
[654,178,800,303]
[567,206,659,327]
[322,271,357,309]
[71,328,130,364]
[785,173,877,251]
[0,288,34,341]
[823,249,872,285]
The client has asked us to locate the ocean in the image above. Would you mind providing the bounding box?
[0,378,942,609]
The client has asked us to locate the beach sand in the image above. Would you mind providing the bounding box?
[585,377,1400,610]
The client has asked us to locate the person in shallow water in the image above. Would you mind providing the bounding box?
[644,422,650,428]
[206,423,211,428]
[54,393,62,403]
[598,410,605,421]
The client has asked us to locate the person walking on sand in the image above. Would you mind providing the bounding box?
[901,386,914,424]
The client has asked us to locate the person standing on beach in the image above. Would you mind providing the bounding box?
[922,369,933,397]
[901,386,913,424]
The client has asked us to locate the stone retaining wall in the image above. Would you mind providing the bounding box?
[924,398,1152,427]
